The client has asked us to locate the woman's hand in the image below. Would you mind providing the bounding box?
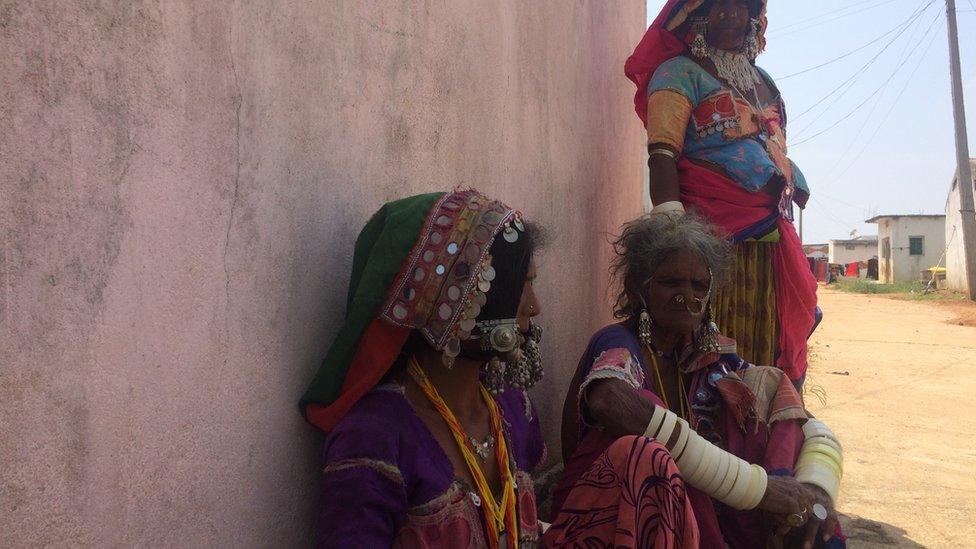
[798,484,839,548]
[757,475,812,516]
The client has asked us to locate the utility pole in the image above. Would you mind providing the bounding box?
[946,0,976,300]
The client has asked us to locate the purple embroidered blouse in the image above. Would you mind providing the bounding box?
[317,381,546,547]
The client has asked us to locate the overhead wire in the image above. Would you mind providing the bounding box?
[821,14,945,184]
[792,5,944,147]
[812,3,939,176]
[775,9,931,81]
[789,0,936,124]
[772,0,893,32]
[770,0,891,35]
[809,196,865,231]
[768,0,903,39]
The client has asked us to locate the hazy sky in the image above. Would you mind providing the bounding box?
[645,0,976,244]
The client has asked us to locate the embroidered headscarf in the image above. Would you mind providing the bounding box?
[625,0,768,124]
[301,189,526,432]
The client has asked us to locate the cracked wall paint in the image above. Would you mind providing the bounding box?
[1,1,645,545]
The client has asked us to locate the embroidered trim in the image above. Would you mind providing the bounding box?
[578,349,644,428]
[323,458,404,487]
[379,190,518,349]
[692,90,740,139]
[581,348,644,393]
[409,480,465,516]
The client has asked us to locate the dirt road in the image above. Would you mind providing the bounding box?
[806,287,976,548]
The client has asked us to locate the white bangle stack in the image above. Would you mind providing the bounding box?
[644,406,767,510]
[795,419,843,504]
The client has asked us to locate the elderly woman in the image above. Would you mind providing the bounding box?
[626,0,818,385]
[300,189,547,547]
[546,215,844,548]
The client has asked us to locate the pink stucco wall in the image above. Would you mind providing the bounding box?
[1,1,645,545]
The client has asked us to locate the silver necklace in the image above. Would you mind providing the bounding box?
[708,47,760,94]
[469,433,496,460]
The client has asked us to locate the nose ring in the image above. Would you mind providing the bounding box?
[674,295,686,304]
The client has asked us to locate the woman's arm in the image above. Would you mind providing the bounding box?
[317,416,409,547]
[318,457,407,546]
[648,149,682,206]
[586,378,655,437]
[645,87,693,207]
[586,377,811,516]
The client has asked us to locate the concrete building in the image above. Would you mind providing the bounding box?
[1,2,645,546]
[828,236,878,265]
[944,159,975,294]
[866,215,947,284]
[803,243,828,260]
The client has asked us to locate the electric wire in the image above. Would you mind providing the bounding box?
[768,0,904,39]
[775,7,933,80]
[811,5,940,173]
[821,16,944,184]
[790,0,936,123]
[792,6,944,147]
[772,0,895,33]
[809,196,865,231]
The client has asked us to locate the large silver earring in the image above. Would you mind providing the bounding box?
[485,356,505,394]
[696,302,721,353]
[744,18,761,60]
[638,309,653,349]
[503,323,544,392]
[691,17,709,59]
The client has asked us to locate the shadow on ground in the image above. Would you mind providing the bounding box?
[840,514,926,548]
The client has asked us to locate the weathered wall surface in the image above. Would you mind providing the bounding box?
[876,217,946,284]
[945,161,974,293]
[828,241,877,265]
[1,1,645,545]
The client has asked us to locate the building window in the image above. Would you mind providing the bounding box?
[909,236,924,256]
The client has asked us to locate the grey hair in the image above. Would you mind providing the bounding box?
[610,213,733,319]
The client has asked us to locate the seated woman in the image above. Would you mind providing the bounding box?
[300,189,547,547]
[547,214,844,548]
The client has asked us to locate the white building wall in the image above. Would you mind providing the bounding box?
[828,241,877,264]
[944,162,974,293]
[877,217,946,283]
[878,221,893,283]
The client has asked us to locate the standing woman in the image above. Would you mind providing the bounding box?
[626,0,818,385]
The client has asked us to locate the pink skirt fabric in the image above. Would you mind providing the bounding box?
[543,436,699,548]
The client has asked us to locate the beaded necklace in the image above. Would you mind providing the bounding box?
[647,350,693,422]
[407,358,518,548]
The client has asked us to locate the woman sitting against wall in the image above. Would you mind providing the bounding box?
[300,189,548,547]
[546,214,845,548]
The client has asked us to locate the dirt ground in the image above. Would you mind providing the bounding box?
[806,287,976,548]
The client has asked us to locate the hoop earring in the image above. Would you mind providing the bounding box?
[691,17,709,59]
